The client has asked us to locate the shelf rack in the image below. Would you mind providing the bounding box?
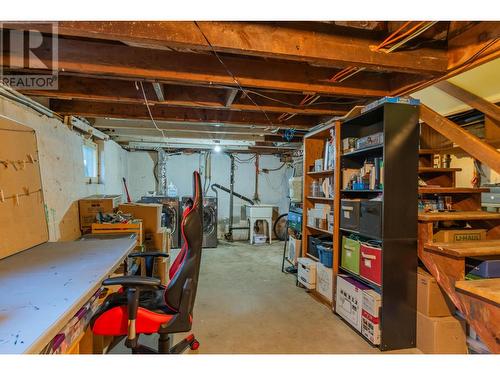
[337,102,419,351]
[302,122,340,309]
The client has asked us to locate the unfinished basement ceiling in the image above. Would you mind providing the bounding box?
[1,21,498,151]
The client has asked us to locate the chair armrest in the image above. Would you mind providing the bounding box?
[102,276,161,289]
[129,252,169,258]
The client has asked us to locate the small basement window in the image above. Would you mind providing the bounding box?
[82,140,99,183]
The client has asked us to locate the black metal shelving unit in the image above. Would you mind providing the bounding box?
[336,102,419,351]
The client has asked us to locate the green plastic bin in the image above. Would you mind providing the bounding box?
[341,236,361,274]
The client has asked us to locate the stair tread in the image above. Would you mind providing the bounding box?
[455,279,500,306]
[418,210,500,222]
[419,167,462,173]
[425,239,500,257]
[419,187,489,194]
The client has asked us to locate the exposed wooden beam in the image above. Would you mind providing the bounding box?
[435,81,500,122]
[21,76,351,115]
[93,118,302,136]
[21,75,349,115]
[447,22,500,72]
[2,36,391,98]
[108,129,301,143]
[107,129,267,142]
[390,22,500,96]
[8,21,448,74]
[49,100,317,129]
[420,104,500,174]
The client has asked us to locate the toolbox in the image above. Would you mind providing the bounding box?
[466,256,500,278]
[298,257,318,290]
[341,236,361,274]
[359,201,382,239]
[340,199,364,231]
[336,275,370,332]
[359,242,382,286]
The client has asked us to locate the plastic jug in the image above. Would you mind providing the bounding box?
[167,182,178,197]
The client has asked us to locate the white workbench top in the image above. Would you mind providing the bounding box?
[0,235,136,354]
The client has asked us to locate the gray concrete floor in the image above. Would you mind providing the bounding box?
[113,241,420,354]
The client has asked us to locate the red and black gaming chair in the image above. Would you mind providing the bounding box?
[90,171,203,354]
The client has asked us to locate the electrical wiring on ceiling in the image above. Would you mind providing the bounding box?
[193,21,276,129]
[137,80,169,146]
[233,154,257,163]
[277,21,438,123]
[394,37,500,95]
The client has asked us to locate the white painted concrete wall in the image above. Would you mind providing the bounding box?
[126,151,293,239]
[0,96,128,241]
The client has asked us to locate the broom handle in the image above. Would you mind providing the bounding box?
[123,177,132,203]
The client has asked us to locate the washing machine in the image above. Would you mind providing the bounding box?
[139,196,180,249]
[181,196,218,248]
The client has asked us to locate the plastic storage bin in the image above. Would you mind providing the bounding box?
[317,244,333,268]
[359,242,382,285]
[359,201,382,239]
[341,236,361,274]
[340,199,363,230]
[308,235,331,259]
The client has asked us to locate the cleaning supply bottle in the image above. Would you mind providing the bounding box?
[167,182,178,197]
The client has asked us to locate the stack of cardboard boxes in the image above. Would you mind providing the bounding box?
[417,267,467,353]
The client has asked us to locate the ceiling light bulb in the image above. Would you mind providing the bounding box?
[214,145,222,153]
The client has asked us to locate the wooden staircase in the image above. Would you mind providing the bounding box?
[418,152,500,353]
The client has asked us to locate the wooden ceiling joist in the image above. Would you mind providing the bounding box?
[20,76,348,116]
[49,100,317,129]
[1,36,392,98]
[92,119,302,136]
[11,21,448,74]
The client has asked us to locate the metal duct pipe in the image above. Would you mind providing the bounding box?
[157,149,168,195]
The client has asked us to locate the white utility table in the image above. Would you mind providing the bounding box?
[0,235,136,354]
[245,204,274,245]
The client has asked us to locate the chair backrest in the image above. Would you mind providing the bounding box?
[164,171,203,313]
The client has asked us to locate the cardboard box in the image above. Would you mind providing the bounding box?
[417,268,454,317]
[79,195,121,232]
[118,203,163,235]
[433,229,486,243]
[145,229,168,252]
[335,275,369,332]
[417,312,467,354]
[361,289,382,345]
[316,263,333,302]
[298,257,317,289]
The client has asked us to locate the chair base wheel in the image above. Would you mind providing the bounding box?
[190,339,200,350]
